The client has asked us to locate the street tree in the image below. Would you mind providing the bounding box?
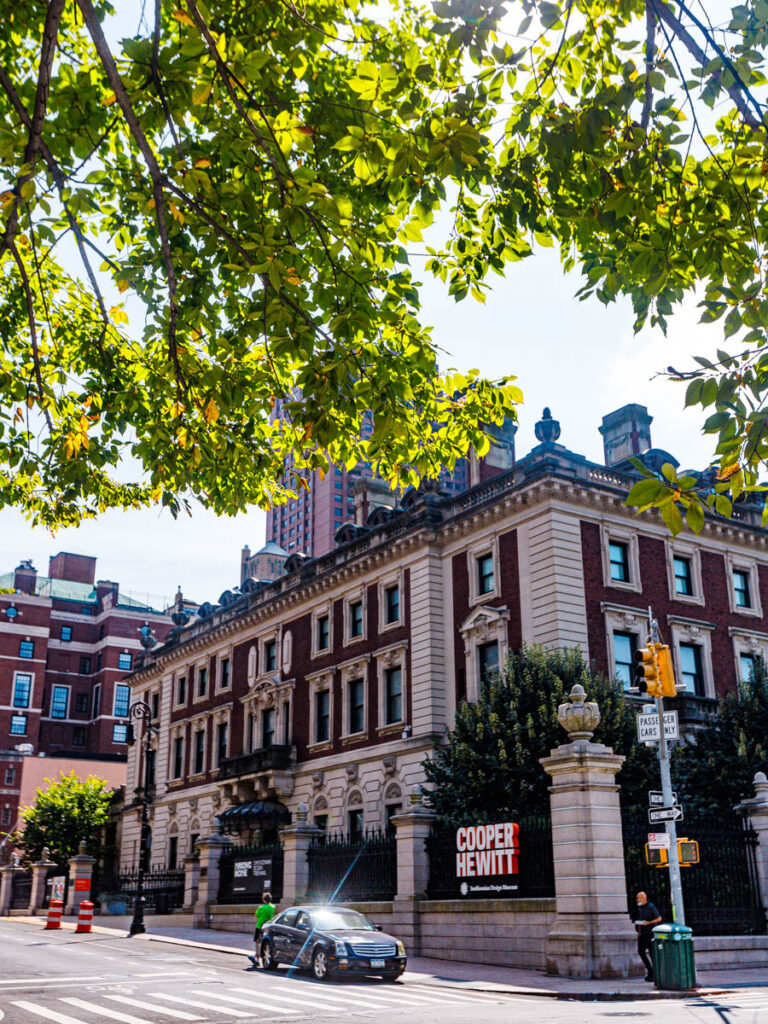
[17,771,113,864]
[423,646,657,824]
[2,2,768,528]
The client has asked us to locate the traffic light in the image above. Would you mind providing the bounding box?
[633,645,661,697]
[645,844,668,868]
[678,838,699,866]
[655,644,677,698]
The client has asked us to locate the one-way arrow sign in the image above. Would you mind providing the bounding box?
[648,805,684,824]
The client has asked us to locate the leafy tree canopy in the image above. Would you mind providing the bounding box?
[17,771,113,864]
[3,1,768,527]
[423,646,658,824]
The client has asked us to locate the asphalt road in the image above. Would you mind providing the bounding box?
[1,921,768,1024]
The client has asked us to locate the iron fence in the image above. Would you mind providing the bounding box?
[99,866,186,914]
[621,807,766,936]
[426,810,554,900]
[307,829,396,902]
[10,870,32,910]
[218,842,284,904]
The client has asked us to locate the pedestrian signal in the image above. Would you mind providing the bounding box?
[645,844,668,867]
[677,838,699,866]
[633,646,661,698]
[655,644,677,698]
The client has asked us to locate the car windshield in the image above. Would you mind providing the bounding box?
[311,909,374,931]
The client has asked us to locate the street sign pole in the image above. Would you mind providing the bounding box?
[649,608,685,926]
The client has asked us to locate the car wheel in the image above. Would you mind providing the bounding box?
[312,947,331,981]
[261,940,279,971]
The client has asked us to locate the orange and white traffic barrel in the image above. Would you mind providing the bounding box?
[45,898,63,930]
[76,900,94,933]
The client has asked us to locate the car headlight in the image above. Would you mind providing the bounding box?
[396,941,406,956]
[334,940,347,955]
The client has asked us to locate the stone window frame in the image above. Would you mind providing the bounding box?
[211,704,233,770]
[373,641,409,735]
[665,540,705,607]
[311,600,334,658]
[728,625,768,693]
[600,602,648,689]
[257,628,281,680]
[169,723,186,781]
[188,713,208,780]
[383,782,404,831]
[242,678,295,750]
[312,794,330,829]
[378,569,405,634]
[466,535,501,607]
[338,654,371,743]
[667,615,716,699]
[600,524,642,593]
[345,788,365,835]
[460,605,510,703]
[344,587,367,646]
[725,554,763,619]
[173,670,188,710]
[12,670,34,710]
[307,668,335,752]
[215,645,234,692]
[193,658,210,704]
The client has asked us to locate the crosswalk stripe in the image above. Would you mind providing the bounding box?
[151,993,252,1018]
[195,990,298,1014]
[60,998,157,1024]
[228,985,389,1011]
[103,995,204,1021]
[11,1003,87,1024]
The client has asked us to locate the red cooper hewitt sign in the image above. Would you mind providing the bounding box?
[456,822,520,878]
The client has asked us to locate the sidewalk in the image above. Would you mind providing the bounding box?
[5,915,768,1001]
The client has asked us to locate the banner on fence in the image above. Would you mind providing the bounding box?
[455,822,520,898]
[48,876,66,901]
[231,856,274,896]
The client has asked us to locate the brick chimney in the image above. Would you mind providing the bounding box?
[48,552,97,585]
[599,404,653,467]
[13,560,37,595]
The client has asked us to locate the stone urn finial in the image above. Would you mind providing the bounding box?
[42,846,50,862]
[296,802,308,824]
[78,840,87,856]
[754,771,768,800]
[558,684,600,742]
[409,784,424,807]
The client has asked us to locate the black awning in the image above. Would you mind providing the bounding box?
[217,799,292,834]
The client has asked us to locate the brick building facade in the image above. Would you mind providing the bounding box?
[0,553,173,760]
[121,404,768,872]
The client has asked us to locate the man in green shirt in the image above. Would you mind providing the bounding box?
[248,892,275,967]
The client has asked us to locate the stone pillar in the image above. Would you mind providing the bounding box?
[540,685,638,979]
[193,832,232,927]
[735,771,768,911]
[391,785,435,956]
[66,841,96,915]
[0,862,14,915]
[29,847,57,914]
[279,803,321,905]
[183,853,200,912]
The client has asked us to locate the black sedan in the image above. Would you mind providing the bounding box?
[260,905,407,981]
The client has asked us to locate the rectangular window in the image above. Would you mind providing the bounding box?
[477,554,495,595]
[317,614,330,651]
[348,678,365,734]
[262,708,275,748]
[740,653,757,686]
[315,690,330,743]
[385,803,403,834]
[10,714,27,735]
[609,541,630,582]
[282,701,291,745]
[60,626,72,642]
[13,674,31,708]
[478,641,500,684]
[176,675,187,706]
[75,693,89,714]
[219,657,230,690]
[79,656,91,675]
[384,666,403,725]
[197,667,207,698]
[385,585,400,624]
[679,643,705,697]
[73,726,85,747]
[264,640,277,673]
[314,813,328,831]
[146,748,156,788]
[151,691,159,720]
[118,652,133,671]
[112,723,128,743]
[96,652,102,671]
[613,632,637,690]
[734,569,752,609]
[93,684,101,719]
[18,640,34,659]
[51,686,69,719]
[216,722,228,766]
[349,600,363,638]
[194,729,205,774]
[348,808,363,839]
[114,684,131,718]
[173,736,184,778]
[168,836,178,872]
[4,767,15,785]
[673,557,693,596]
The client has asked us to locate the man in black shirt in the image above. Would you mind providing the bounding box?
[635,891,662,981]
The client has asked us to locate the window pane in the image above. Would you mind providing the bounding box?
[194,730,205,774]
[609,541,629,582]
[349,679,364,734]
[217,722,228,765]
[263,708,275,747]
[51,686,69,719]
[673,557,692,596]
[118,652,133,671]
[385,667,402,724]
[265,641,276,672]
[114,684,131,718]
[477,554,495,595]
[478,642,500,684]
[740,654,757,684]
[13,674,31,708]
[316,690,330,742]
[733,570,752,608]
[350,601,363,637]
[61,626,72,642]
[220,657,230,688]
[112,723,128,743]
[18,640,34,659]
[613,632,636,689]
[385,585,400,624]
[10,714,27,735]
[679,644,704,696]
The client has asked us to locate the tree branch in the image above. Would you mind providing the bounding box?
[9,241,54,433]
[641,5,655,132]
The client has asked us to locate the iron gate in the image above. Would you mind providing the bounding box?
[622,807,766,935]
[10,870,31,910]
[307,829,396,902]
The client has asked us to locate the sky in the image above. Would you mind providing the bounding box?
[0,4,730,608]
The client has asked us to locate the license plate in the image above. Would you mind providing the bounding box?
[370,959,386,968]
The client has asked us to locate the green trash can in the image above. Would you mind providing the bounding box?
[652,924,697,990]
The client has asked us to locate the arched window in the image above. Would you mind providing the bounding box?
[346,790,364,840]
[383,784,403,834]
